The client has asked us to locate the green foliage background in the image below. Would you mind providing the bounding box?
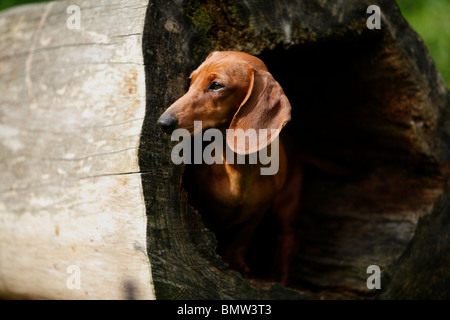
[0,0,49,11]
[0,0,448,86]
[396,0,450,86]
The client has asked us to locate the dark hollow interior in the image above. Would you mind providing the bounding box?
[182,35,443,298]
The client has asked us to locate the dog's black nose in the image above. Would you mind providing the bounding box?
[157,113,178,135]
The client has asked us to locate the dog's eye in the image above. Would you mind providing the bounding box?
[209,82,225,92]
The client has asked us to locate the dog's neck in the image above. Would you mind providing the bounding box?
[215,125,262,170]
[190,124,286,212]
[215,124,281,180]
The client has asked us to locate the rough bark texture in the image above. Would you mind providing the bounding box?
[140,0,450,299]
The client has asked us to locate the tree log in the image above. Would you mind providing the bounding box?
[0,0,153,300]
[1,0,450,300]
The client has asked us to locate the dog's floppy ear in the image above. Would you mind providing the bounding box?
[227,68,291,155]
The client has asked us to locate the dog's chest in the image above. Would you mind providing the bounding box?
[192,163,281,215]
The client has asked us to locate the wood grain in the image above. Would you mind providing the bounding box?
[0,0,154,299]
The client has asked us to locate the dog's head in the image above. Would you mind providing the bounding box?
[157,51,291,154]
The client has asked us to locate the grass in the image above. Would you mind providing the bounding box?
[0,0,50,11]
[396,0,450,86]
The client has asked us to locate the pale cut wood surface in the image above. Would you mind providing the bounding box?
[0,0,154,299]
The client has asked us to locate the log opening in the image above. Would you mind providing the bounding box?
[254,36,444,298]
[180,33,444,298]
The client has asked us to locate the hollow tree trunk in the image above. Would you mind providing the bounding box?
[0,0,153,300]
[1,0,449,300]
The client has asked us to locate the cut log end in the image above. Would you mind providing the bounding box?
[1,0,449,300]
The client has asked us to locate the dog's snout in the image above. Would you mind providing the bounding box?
[157,113,178,135]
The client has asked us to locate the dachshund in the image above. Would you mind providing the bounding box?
[157,51,302,284]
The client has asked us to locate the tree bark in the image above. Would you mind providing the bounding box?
[1,0,449,300]
[140,0,450,299]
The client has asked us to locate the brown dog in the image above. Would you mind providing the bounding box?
[157,51,302,284]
